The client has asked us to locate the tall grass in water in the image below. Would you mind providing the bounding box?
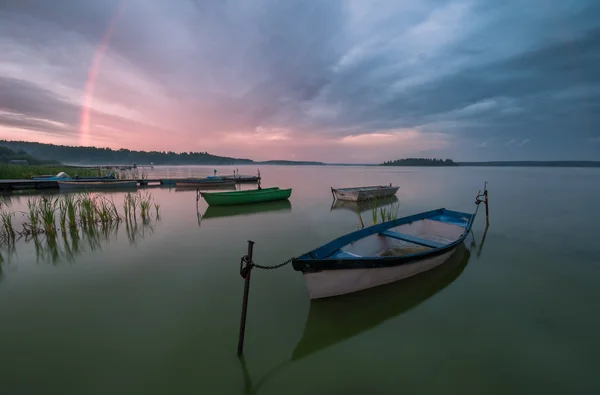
[0,210,15,240]
[38,197,58,235]
[64,194,78,230]
[138,191,152,220]
[79,195,96,228]
[1,191,161,245]
[366,197,401,225]
[27,197,40,233]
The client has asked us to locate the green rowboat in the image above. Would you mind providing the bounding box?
[200,187,292,206]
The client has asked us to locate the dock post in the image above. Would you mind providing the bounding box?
[237,240,255,357]
[484,182,489,226]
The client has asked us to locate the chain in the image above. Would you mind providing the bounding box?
[239,255,294,278]
[253,257,294,270]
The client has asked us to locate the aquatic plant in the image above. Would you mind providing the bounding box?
[58,198,67,231]
[0,210,15,240]
[365,197,401,225]
[138,192,152,219]
[27,197,40,233]
[64,194,78,230]
[79,195,95,227]
[1,191,161,245]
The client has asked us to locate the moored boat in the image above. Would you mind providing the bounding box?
[292,243,471,361]
[292,185,488,299]
[213,169,261,183]
[221,175,261,183]
[175,179,236,189]
[57,180,137,190]
[32,172,116,181]
[200,187,292,206]
[331,184,399,202]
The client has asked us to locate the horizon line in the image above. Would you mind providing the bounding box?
[1,139,600,165]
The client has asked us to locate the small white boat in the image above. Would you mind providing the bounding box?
[58,181,137,190]
[331,185,399,202]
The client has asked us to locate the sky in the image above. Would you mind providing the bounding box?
[0,0,599,163]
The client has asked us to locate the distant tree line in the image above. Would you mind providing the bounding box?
[0,146,60,165]
[380,158,457,166]
[0,140,254,165]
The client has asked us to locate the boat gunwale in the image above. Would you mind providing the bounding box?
[292,208,475,271]
[332,185,399,193]
[199,187,287,197]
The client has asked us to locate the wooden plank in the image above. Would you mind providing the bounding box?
[378,230,445,249]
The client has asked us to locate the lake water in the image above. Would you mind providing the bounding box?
[1,165,599,395]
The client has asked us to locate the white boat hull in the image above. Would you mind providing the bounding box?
[302,248,456,299]
[332,186,399,202]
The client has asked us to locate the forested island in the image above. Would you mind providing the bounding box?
[0,146,60,165]
[381,158,457,166]
[0,140,326,166]
[381,158,600,167]
[0,140,253,165]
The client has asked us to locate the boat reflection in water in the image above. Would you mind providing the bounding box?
[330,195,399,213]
[291,242,471,361]
[197,199,291,226]
[239,241,476,394]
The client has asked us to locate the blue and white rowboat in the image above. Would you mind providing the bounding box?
[292,185,488,299]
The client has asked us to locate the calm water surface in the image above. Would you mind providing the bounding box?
[1,165,599,394]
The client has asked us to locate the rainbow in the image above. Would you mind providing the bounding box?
[79,2,126,146]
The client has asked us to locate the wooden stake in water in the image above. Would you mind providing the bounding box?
[237,240,255,357]
[484,182,489,226]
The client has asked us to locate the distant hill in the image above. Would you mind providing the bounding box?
[0,140,253,165]
[381,158,600,168]
[0,146,60,165]
[456,161,600,167]
[381,158,458,166]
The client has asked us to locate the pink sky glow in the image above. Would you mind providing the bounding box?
[1,0,598,162]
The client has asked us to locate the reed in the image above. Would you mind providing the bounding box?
[58,199,67,231]
[139,193,151,219]
[38,196,58,235]
[79,195,96,227]
[366,197,401,224]
[1,190,161,245]
[27,197,40,233]
[0,210,15,240]
[64,194,78,230]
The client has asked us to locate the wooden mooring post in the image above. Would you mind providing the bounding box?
[237,240,255,357]
[484,182,489,226]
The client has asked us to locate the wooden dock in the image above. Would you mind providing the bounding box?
[1,178,163,191]
[0,176,259,191]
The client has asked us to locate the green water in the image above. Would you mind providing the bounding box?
[0,165,599,395]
